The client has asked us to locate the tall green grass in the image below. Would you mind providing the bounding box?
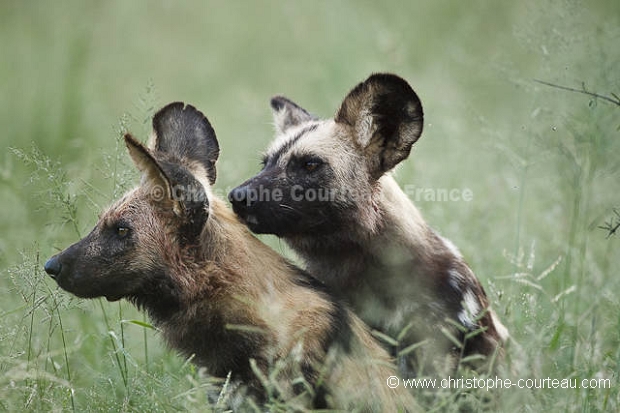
[1,0,618,411]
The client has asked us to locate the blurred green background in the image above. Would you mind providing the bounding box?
[1,0,618,411]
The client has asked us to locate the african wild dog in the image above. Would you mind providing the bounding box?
[43,102,417,411]
[229,73,509,376]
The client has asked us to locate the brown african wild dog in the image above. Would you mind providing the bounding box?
[229,73,509,376]
[43,102,418,411]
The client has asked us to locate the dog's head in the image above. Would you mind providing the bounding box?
[44,103,219,306]
[229,73,423,237]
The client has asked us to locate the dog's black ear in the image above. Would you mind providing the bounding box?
[152,102,220,185]
[335,73,423,179]
[270,96,318,135]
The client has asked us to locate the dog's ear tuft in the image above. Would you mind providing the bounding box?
[125,132,209,241]
[270,96,318,135]
[125,133,172,195]
[335,73,423,179]
[152,102,220,185]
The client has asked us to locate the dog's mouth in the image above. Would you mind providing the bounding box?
[105,295,122,302]
[245,214,259,226]
[241,214,273,235]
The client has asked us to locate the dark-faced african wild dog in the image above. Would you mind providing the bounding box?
[229,74,509,376]
[43,102,417,411]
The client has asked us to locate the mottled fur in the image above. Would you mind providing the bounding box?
[229,74,509,376]
[44,102,417,411]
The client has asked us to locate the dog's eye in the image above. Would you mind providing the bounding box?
[116,226,130,238]
[303,159,322,172]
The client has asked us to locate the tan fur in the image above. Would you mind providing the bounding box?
[200,198,417,410]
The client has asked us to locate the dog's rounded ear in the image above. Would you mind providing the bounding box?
[335,74,423,179]
[270,96,318,135]
[152,102,220,185]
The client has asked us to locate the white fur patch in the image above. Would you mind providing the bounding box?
[458,290,481,329]
[189,163,215,214]
[491,310,510,342]
[355,110,373,147]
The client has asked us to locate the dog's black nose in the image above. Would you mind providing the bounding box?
[228,186,252,210]
[44,256,62,279]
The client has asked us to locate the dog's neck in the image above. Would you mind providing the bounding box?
[287,176,444,286]
[374,176,431,249]
[150,197,294,376]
